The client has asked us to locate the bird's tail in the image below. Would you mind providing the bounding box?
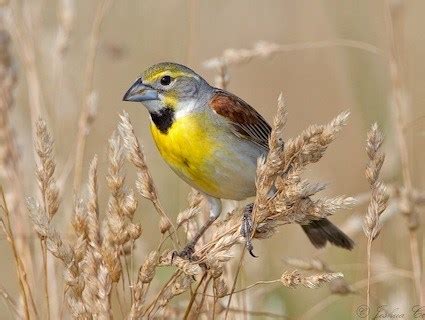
[301,218,354,250]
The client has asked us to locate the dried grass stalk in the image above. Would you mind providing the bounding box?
[280,270,343,289]
[363,123,388,240]
[35,119,60,219]
[1,189,31,319]
[204,41,383,87]
[128,251,159,319]
[363,123,388,319]
[253,96,353,226]
[79,156,113,319]
[0,27,36,319]
[33,118,61,320]
[26,198,73,264]
[386,1,424,305]
[118,111,177,240]
[73,0,112,193]
[283,257,352,295]
[103,133,141,283]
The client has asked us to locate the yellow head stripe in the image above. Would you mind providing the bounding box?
[143,63,199,83]
[146,70,187,83]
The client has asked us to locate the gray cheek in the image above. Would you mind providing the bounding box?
[176,80,198,99]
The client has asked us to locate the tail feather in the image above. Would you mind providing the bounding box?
[301,218,354,250]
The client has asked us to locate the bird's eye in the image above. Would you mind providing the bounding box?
[160,75,172,86]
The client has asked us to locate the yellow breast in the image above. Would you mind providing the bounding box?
[150,113,221,195]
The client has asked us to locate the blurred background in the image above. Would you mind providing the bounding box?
[1,0,424,319]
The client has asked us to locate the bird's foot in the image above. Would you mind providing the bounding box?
[172,243,196,262]
[240,203,257,258]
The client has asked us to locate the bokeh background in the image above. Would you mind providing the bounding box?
[1,0,424,319]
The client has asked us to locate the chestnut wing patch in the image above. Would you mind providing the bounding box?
[210,90,271,149]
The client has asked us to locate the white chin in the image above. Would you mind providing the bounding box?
[142,100,164,114]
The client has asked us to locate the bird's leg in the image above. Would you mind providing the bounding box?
[240,203,257,257]
[175,197,222,260]
[241,187,277,257]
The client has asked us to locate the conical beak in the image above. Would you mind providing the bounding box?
[123,78,159,102]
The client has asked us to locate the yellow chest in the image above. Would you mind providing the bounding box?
[150,114,220,194]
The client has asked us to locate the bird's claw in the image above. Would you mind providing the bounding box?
[240,203,258,258]
[171,244,196,262]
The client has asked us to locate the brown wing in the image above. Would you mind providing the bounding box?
[209,89,271,149]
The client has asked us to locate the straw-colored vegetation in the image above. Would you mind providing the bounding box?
[0,1,424,319]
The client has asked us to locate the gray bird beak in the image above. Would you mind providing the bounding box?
[123,78,159,102]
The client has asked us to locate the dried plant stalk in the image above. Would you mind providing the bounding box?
[128,251,159,319]
[52,0,75,114]
[363,123,388,319]
[1,189,31,319]
[118,111,178,242]
[280,270,343,289]
[363,124,388,240]
[33,118,60,320]
[73,0,112,193]
[386,1,424,305]
[283,257,352,295]
[35,119,60,220]
[204,40,383,87]
[103,133,141,284]
[6,2,43,133]
[79,156,113,319]
[26,198,73,264]
[0,27,37,301]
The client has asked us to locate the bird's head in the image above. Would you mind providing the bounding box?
[123,62,210,115]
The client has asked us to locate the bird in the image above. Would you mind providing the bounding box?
[123,62,354,258]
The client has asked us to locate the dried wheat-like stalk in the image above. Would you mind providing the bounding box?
[386,1,424,304]
[128,251,159,319]
[177,189,204,243]
[204,40,383,87]
[363,123,388,319]
[253,96,354,227]
[26,198,73,264]
[66,200,90,318]
[103,133,141,284]
[80,156,113,319]
[26,194,84,318]
[35,119,60,220]
[176,189,203,228]
[0,26,37,298]
[52,0,74,111]
[5,2,43,133]
[148,274,193,317]
[280,270,343,289]
[1,189,31,319]
[73,0,112,193]
[284,257,352,295]
[0,29,19,197]
[363,124,388,240]
[33,118,60,320]
[119,111,178,242]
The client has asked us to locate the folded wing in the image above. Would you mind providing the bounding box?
[209,89,271,150]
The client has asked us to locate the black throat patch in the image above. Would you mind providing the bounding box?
[150,107,175,134]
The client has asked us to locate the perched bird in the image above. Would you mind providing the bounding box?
[123,62,354,258]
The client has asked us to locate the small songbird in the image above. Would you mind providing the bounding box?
[123,62,354,258]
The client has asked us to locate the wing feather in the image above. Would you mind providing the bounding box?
[209,89,271,149]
